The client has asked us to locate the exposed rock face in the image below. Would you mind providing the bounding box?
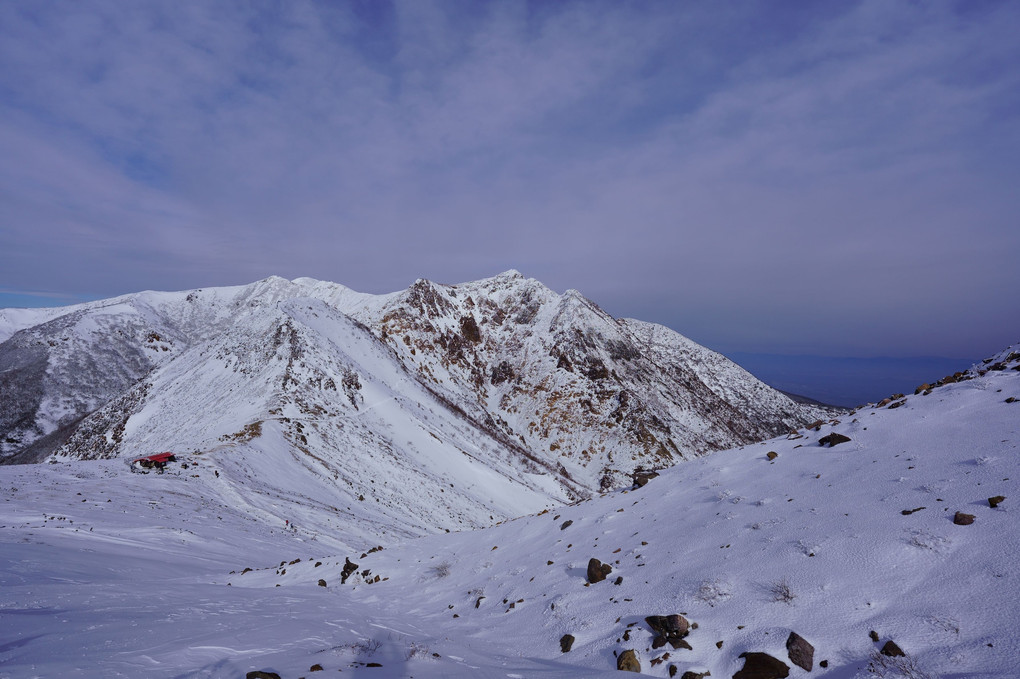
[617,649,641,672]
[733,652,790,679]
[3,274,830,477]
[785,631,814,671]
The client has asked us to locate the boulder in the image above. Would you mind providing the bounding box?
[818,433,851,447]
[989,495,1006,508]
[317,579,327,587]
[587,558,612,583]
[766,451,778,461]
[560,634,575,653]
[617,649,641,672]
[953,512,975,525]
[732,652,790,679]
[647,614,691,648]
[246,673,281,679]
[681,672,710,679]
[881,640,905,657]
[785,631,814,671]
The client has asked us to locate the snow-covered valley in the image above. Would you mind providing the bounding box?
[2,345,1017,678]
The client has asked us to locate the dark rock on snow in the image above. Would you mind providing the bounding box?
[647,614,692,649]
[881,640,906,657]
[953,511,976,525]
[587,557,612,583]
[818,433,851,447]
[733,652,790,679]
[246,673,281,679]
[340,557,359,584]
[989,495,1006,508]
[560,634,575,653]
[633,470,659,488]
[785,631,814,672]
[617,649,641,672]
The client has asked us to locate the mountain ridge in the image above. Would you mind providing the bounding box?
[0,273,835,543]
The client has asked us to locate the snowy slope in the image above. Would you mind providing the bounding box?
[1,346,1016,678]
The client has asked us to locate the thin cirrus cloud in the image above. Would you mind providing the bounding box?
[0,0,1018,367]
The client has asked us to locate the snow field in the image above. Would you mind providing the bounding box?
[2,350,1017,677]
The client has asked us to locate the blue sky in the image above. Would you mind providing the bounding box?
[2,1,1018,404]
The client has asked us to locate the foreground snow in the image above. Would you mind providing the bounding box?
[1,349,1017,678]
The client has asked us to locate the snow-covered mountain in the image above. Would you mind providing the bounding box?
[1,344,1016,678]
[0,273,830,545]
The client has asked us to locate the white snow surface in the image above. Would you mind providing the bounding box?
[1,346,1017,678]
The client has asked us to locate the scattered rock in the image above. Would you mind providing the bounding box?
[766,452,778,461]
[785,631,814,672]
[317,579,327,587]
[246,673,281,679]
[953,511,976,525]
[587,557,612,583]
[901,507,925,515]
[560,634,575,653]
[560,520,573,530]
[733,652,790,679]
[819,660,829,668]
[989,495,1006,508]
[617,649,641,672]
[881,640,905,657]
[1006,397,1017,403]
[819,433,851,447]
[914,383,931,394]
[614,576,624,586]
[310,664,323,672]
[869,630,880,642]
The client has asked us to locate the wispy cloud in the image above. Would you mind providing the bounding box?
[1,0,1018,357]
